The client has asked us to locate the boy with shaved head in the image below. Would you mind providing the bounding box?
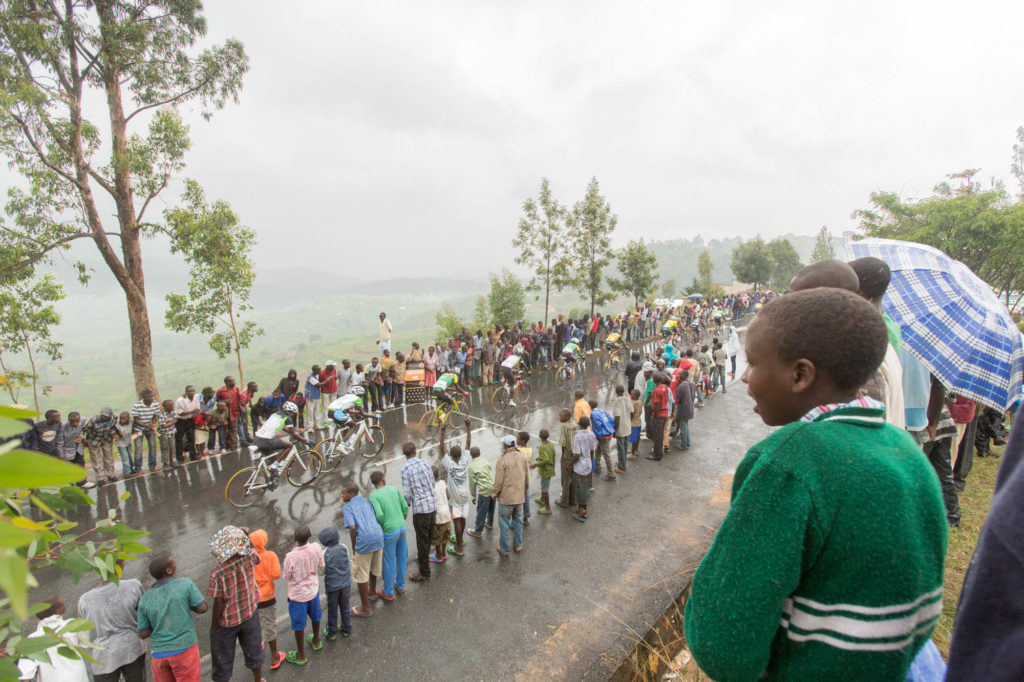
[685,289,946,681]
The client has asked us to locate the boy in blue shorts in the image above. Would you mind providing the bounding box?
[684,288,947,681]
[282,526,324,666]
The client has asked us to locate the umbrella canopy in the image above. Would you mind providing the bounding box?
[688,293,705,300]
[848,238,1024,410]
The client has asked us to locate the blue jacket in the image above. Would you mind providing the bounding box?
[317,527,351,591]
[590,408,615,440]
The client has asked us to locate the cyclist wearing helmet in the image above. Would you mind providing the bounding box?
[432,371,461,410]
[327,386,368,447]
[561,338,582,369]
[253,400,309,470]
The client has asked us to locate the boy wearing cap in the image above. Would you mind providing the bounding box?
[492,434,529,556]
[207,526,264,682]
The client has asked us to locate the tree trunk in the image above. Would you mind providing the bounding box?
[22,331,39,413]
[543,282,550,330]
[95,0,157,398]
[228,296,245,385]
[124,284,157,397]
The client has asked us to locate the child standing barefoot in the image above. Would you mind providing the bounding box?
[430,465,452,563]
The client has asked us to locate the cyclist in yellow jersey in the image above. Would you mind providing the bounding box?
[604,331,623,350]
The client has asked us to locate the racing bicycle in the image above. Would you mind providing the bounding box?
[601,347,625,377]
[314,413,386,473]
[224,439,323,509]
[491,372,531,411]
[417,391,468,445]
[555,359,582,388]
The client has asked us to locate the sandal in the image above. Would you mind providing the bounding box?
[306,632,323,651]
[285,651,307,666]
[350,606,372,618]
[574,515,587,523]
[270,651,286,670]
[448,545,465,556]
[376,590,395,601]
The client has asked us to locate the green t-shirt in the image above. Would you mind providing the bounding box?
[535,442,557,478]
[882,313,901,354]
[137,577,205,654]
[369,485,409,534]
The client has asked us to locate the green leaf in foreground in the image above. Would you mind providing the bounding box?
[0,450,87,489]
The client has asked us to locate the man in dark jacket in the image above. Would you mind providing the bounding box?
[624,351,644,392]
[947,404,1024,680]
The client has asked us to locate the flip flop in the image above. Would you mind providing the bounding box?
[574,515,587,523]
[270,651,286,670]
[285,651,307,666]
[448,545,465,556]
[306,632,323,651]
[350,607,372,618]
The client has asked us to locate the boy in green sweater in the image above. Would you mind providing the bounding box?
[531,428,556,514]
[684,288,947,681]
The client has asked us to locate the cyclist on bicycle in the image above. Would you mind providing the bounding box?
[604,331,623,351]
[432,371,461,411]
[253,401,309,472]
[499,353,527,406]
[561,339,583,373]
[327,386,368,448]
[661,318,678,339]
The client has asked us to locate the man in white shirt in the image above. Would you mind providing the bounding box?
[173,385,201,462]
[376,312,392,353]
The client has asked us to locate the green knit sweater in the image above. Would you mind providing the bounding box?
[684,405,947,681]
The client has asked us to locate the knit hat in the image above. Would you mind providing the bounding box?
[210,525,251,562]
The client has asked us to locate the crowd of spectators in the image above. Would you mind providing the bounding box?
[17,295,774,487]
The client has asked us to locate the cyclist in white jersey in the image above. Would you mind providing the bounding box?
[253,401,309,470]
[327,386,369,447]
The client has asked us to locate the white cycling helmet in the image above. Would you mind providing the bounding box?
[350,386,365,396]
[282,401,298,414]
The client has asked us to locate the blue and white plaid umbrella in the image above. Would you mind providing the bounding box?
[847,237,1024,410]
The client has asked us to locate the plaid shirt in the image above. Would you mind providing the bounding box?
[157,409,177,437]
[81,414,117,444]
[208,553,261,627]
[401,457,437,514]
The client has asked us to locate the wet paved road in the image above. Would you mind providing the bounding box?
[34,335,771,681]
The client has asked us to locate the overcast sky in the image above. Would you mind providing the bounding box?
[26,1,1024,281]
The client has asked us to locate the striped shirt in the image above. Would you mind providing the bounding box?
[401,457,437,515]
[131,400,160,431]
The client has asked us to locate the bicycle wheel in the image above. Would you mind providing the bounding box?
[418,410,441,445]
[357,425,386,458]
[316,436,343,474]
[225,466,269,509]
[491,386,510,412]
[555,366,569,387]
[514,381,531,404]
[285,449,323,487]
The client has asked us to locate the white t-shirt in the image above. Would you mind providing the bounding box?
[501,355,521,369]
[256,412,287,439]
[434,480,452,524]
[18,615,89,682]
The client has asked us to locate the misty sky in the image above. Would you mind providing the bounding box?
[16,0,1024,281]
